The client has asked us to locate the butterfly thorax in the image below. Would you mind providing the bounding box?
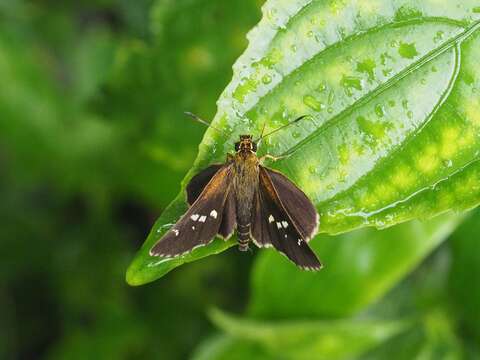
[232,135,259,250]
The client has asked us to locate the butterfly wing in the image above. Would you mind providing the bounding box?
[218,189,236,239]
[251,166,321,270]
[263,167,319,241]
[186,164,223,205]
[150,164,234,257]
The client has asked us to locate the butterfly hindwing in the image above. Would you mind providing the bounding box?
[251,166,321,270]
[150,164,234,257]
[264,168,319,241]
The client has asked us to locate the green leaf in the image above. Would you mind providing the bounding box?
[128,0,480,284]
[448,209,480,342]
[207,308,410,360]
[362,310,463,360]
[191,335,273,360]
[248,214,463,318]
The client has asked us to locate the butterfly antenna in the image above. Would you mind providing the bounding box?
[184,111,226,135]
[256,115,311,142]
[256,122,267,147]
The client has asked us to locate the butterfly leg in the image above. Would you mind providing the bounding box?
[259,153,291,162]
[259,141,305,163]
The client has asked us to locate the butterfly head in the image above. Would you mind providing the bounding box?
[235,135,257,153]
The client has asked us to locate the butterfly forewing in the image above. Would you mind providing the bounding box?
[186,164,223,205]
[150,164,234,257]
[218,190,236,239]
[251,166,322,270]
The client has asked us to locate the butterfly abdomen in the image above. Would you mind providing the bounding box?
[233,152,259,252]
[237,222,250,251]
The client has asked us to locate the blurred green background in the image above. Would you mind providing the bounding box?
[0,0,260,358]
[1,1,480,359]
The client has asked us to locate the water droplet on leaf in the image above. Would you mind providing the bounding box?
[398,42,419,59]
[375,104,385,117]
[262,74,272,84]
[303,95,325,112]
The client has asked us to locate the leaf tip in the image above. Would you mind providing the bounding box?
[125,260,149,286]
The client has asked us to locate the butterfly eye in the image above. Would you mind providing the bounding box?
[252,142,257,152]
[235,142,240,151]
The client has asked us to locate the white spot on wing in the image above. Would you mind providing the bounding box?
[199,215,207,223]
[173,229,179,236]
[284,234,287,238]
[192,226,196,230]
[191,214,199,221]
[297,239,302,246]
[282,221,288,228]
[268,215,274,223]
[276,222,282,229]
[210,210,218,219]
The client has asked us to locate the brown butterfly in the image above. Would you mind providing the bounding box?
[150,114,322,270]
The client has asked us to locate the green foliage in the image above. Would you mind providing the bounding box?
[128,0,480,284]
[196,212,480,359]
[249,214,462,318]
[2,0,480,359]
[0,0,260,359]
[448,213,480,344]
[208,308,410,360]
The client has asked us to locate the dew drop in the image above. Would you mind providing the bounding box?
[292,130,301,139]
[398,42,419,59]
[356,58,376,81]
[316,82,327,93]
[407,110,413,119]
[328,90,335,105]
[327,107,334,114]
[341,75,363,97]
[337,144,349,165]
[382,68,393,77]
[443,159,453,168]
[262,74,272,84]
[290,44,297,53]
[303,95,325,112]
[463,73,475,85]
[375,104,385,118]
[307,30,314,38]
[388,100,396,107]
[266,8,277,21]
[433,31,445,43]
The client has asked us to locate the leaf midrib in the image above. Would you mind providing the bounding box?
[277,19,479,158]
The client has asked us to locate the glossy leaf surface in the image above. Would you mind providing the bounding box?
[128,0,480,284]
